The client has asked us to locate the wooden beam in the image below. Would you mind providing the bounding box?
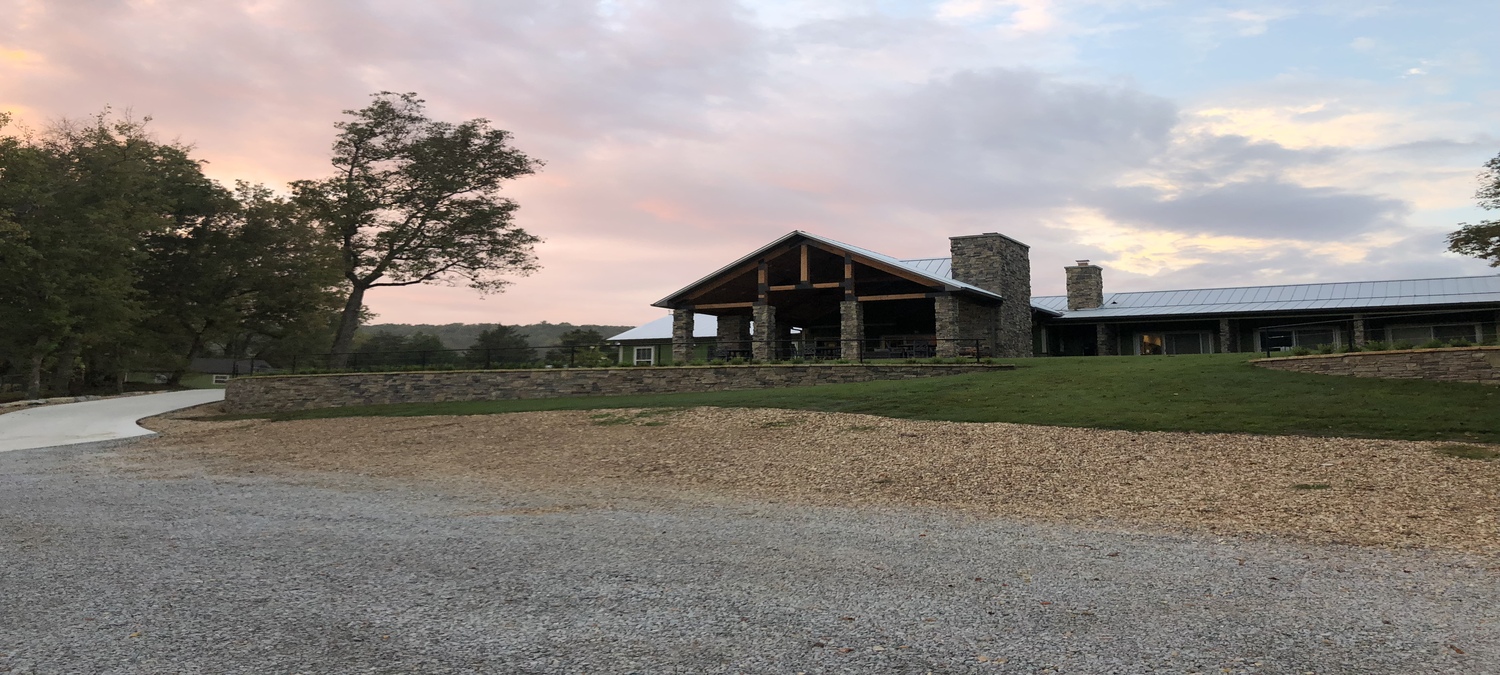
[812,282,842,289]
[800,245,809,283]
[844,253,854,301]
[757,261,768,302]
[857,293,936,302]
[690,301,755,310]
[768,284,798,291]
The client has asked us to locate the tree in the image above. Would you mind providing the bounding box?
[134,182,345,383]
[546,328,612,367]
[465,325,535,366]
[0,112,201,397]
[1448,153,1500,266]
[292,92,543,366]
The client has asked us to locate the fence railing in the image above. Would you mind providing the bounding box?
[261,338,992,375]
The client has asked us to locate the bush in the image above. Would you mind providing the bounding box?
[1289,346,1314,356]
[789,357,805,364]
[1419,338,1447,350]
[1449,338,1473,348]
[728,357,746,365]
[1316,344,1336,355]
[1362,340,1388,352]
[1391,340,1415,351]
[709,359,726,366]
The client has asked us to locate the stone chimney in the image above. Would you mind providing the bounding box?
[1065,260,1104,310]
[949,232,1031,358]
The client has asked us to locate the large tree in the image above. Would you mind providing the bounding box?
[1448,152,1500,266]
[292,92,543,366]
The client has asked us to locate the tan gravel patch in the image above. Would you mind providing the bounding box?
[135,406,1500,552]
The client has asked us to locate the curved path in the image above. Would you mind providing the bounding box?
[0,389,225,452]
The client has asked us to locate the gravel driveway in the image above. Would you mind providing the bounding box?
[1,439,1495,674]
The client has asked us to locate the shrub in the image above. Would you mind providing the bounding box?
[1391,340,1415,351]
[728,357,746,366]
[709,358,726,366]
[1289,346,1314,356]
[789,357,806,364]
[1316,344,1336,355]
[1449,338,1473,348]
[1362,340,1388,352]
[1419,338,1447,350]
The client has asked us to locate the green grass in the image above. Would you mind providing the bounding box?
[226,354,1500,443]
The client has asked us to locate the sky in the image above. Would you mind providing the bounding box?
[3,0,1498,327]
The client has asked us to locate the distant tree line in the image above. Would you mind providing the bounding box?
[354,321,634,349]
[344,326,614,369]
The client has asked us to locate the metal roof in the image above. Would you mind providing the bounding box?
[607,313,719,342]
[653,231,1003,307]
[1033,274,1500,320]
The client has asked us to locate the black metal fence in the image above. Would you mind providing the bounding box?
[269,338,993,375]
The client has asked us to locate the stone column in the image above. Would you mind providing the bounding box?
[935,295,959,358]
[1095,324,1118,356]
[716,315,750,358]
[671,310,694,364]
[840,300,864,360]
[1351,314,1367,348]
[1218,318,1238,353]
[752,304,776,362]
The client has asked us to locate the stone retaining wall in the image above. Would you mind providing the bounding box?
[225,363,1009,414]
[1251,346,1500,385]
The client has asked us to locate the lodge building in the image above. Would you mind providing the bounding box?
[609,231,1500,364]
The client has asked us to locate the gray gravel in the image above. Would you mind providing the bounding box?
[1,441,1496,674]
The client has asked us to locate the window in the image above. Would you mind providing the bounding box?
[1259,327,1340,351]
[633,346,655,365]
[1387,324,1480,344]
[212,374,231,384]
[1138,332,1210,355]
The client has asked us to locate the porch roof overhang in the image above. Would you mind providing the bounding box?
[652,230,1004,309]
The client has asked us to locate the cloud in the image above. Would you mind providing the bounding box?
[1,0,1489,325]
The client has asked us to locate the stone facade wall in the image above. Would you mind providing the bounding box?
[1252,347,1500,385]
[953,296,1000,356]
[949,233,1032,358]
[717,315,750,352]
[225,364,1010,414]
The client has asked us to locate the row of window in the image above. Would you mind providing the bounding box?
[1140,322,1486,356]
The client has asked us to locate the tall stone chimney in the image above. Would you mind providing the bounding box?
[1065,260,1104,310]
[949,232,1031,358]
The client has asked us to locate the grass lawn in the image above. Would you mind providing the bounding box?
[238,353,1500,443]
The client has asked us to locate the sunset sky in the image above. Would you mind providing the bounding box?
[3,0,1497,327]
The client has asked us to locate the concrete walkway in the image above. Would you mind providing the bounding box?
[0,389,225,452]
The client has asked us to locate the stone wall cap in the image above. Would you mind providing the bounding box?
[1251,345,1500,363]
[240,362,1019,381]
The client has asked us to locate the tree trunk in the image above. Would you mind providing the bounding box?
[49,337,80,395]
[27,351,44,401]
[329,284,367,368]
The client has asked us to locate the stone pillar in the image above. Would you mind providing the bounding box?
[1218,318,1238,353]
[752,304,776,362]
[1095,324,1118,356]
[671,310,694,364]
[1352,315,1366,348]
[840,300,864,360]
[716,315,751,358]
[935,295,959,358]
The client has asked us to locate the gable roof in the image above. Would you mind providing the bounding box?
[653,231,1003,307]
[607,314,720,341]
[1032,274,1500,319]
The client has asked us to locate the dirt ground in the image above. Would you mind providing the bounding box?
[136,405,1500,553]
